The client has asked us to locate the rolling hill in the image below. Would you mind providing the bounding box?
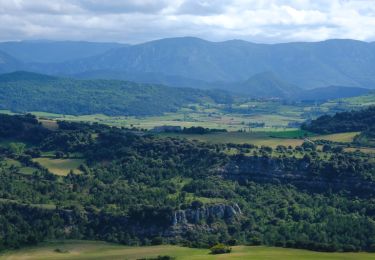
[216,71,301,98]
[0,71,232,116]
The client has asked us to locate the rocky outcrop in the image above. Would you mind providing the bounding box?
[172,203,242,225]
[222,156,375,196]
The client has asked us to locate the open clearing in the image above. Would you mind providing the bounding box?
[1,241,374,260]
[161,131,357,148]
[33,158,84,176]
[311,132,359,143]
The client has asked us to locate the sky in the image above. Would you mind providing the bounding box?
[1,0,375,43]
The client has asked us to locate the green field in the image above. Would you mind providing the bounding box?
[33,158,84,176]
[1,241,374,260]
[160,131,356,148]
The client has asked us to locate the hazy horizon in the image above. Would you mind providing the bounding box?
[0,36,374,45]
[1,0,375,44]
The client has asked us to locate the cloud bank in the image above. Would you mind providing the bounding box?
[0,0,375,43]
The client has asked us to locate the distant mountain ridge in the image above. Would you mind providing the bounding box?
[41,37,375,89]
[0,37,374,97]
[0,50,23,73]
[0,40,127,63]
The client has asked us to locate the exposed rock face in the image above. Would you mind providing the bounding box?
[172,203,242,225]
[222,156,375,196]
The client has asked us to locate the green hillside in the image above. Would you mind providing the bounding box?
[302,106,375,134]
[0,71,232,116]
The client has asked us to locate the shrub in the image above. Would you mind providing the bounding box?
[227,239,237,246]
[54,248,69,253]
[209,243,232,254]
[151,236,163,245]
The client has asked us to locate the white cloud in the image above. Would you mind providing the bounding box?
[0,0,374,43]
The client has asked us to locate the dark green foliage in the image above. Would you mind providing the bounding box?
[0,113,50,143]
[0,114,375,252]
[210,243,231,254]
[354,126,375,147]
[182,127,227,134]
[302,106,375,134]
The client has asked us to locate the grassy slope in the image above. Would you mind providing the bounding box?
[1,241,374,260]
[33,158,84,176]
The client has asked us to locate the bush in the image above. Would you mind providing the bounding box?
[227,239,237,246]
[151,236,163,245]
[210,243,232,254]
[54,248,69,253]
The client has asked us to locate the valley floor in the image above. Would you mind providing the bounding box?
[1,241,374,260]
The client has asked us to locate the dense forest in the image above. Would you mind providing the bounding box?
[0,71,232,116]
[302,106,375,134]
[0,113,374,252]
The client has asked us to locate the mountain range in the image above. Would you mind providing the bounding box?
[0,37,374,98]
[0,40,126,63]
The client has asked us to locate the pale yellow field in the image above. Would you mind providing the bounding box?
[311,132,359,143]
[33,158,84,176]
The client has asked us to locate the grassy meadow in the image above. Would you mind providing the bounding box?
[160,130,356,148]
[33,158,84,176]
[1,241,374,260]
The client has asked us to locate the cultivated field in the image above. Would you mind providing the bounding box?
[1,241,374,260]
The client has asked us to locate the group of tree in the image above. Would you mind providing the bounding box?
[0,113,374,252]
[302,106,375,134]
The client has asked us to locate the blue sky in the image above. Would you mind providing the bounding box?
[0,0,375,43]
